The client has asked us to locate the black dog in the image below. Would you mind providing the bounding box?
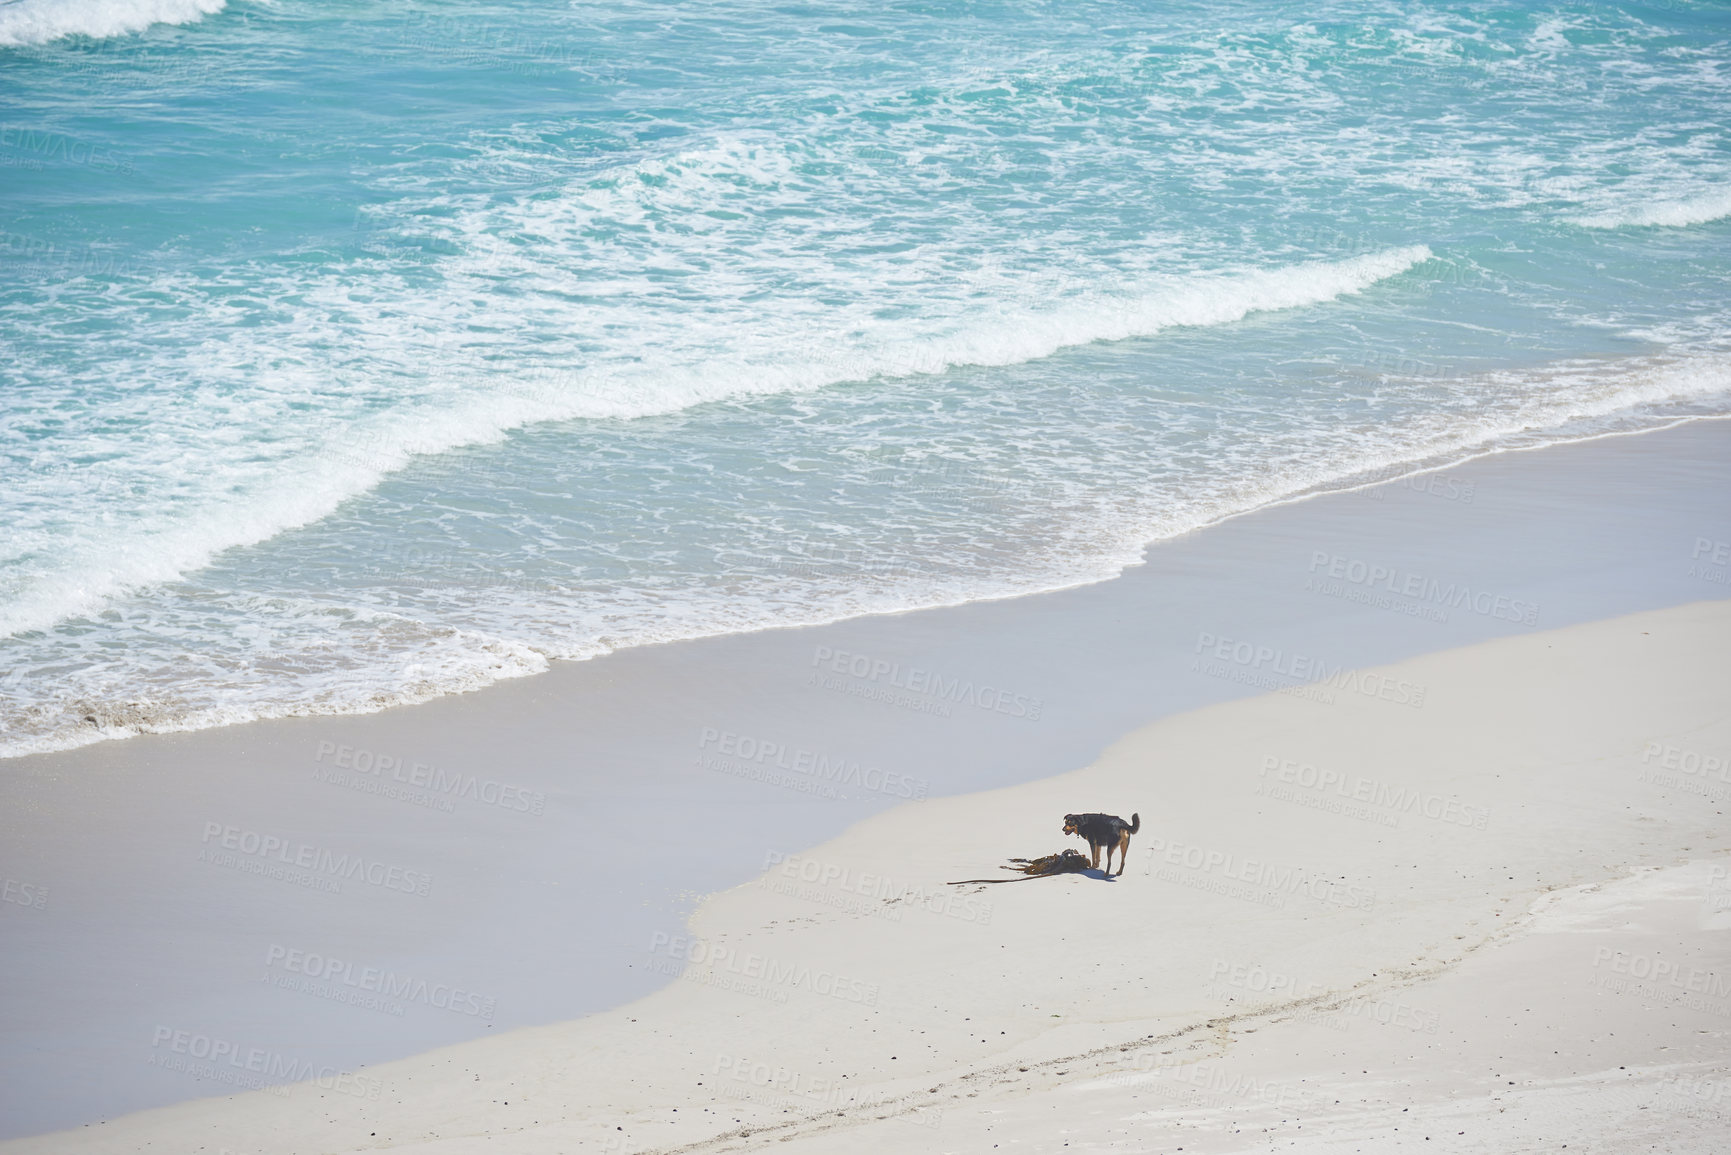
[1062,812,1140,876]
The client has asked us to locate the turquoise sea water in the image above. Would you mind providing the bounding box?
[2,0,1729,757]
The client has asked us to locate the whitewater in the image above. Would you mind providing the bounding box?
[3,0,1730,757]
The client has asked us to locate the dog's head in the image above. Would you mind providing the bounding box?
[1062,814,1080,835]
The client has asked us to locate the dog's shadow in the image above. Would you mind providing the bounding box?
[1079,868,1117,882]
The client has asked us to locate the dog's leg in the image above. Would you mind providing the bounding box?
[1116,834,1131,876]
[1090,842,1101,870]
[1104,842,1116,876]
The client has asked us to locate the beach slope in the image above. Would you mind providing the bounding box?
[8,597,1728,1153]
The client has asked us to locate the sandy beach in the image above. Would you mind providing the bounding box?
[1,420,1728,1152]
[9,6,1731,1151]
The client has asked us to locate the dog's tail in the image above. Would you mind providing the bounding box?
[1128,812,1140,834]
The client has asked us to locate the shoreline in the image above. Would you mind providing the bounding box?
[1,419,1729,1143]
[6,404,1727,766]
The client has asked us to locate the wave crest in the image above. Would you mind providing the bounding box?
[1571,187,1731,230]
[0,0,225,48]
[0,246,1429,642]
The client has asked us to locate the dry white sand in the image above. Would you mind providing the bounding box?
[9,597,1727,1154]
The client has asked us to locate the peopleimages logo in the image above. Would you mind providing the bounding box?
[1191,631,1426,708]
[199,822,433,897]
[1305,552,1539,627]
[698,728,928,800]
[1201,959,1440,1034]
[711,1055,944,1129]
[0,229,135,281]
[1143,835,1376,912]
[313,741,546,815]
[1257,756,1490,830]
[713,1054,850,1109]
[761,850,993,924]
[1592,947,1731,1000]
[1108,1052,1303,1106]
[1641,741,1730,783]
[0,125,134,175]
[646,931,881,1006]
[264,945,497,1018]
[809,646,1043,720]
[1,877,47,910]
[148,1026,381,1100]
[1692,536,1730,565]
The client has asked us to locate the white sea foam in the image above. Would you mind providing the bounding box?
[0,0,224,47]
[0,246,1429,643]
[477,244,1435,425]
[5,350,1727,762]
[1570,188,1731,230]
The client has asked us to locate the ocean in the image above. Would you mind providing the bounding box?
[3,0,1728,759]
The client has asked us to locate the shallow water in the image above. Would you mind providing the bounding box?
[3,0,1729,756]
